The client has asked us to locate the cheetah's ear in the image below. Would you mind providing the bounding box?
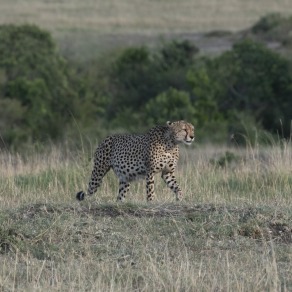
[166,121,172,126]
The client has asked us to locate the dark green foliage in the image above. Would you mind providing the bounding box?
[110,47,155,111]
[225,40,292,136]
[0,24,77,146]
[187,58,226,126]
[104,40,198,129]
[250,13,292,53]
[251,13,292,41]
[0,98,26,146]
[188,39,292,140]
[1,21,292,147]
[145,88,196,126]
[160,40,199,68]
[252,13,284,34]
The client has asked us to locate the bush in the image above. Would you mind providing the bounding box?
[75,38,292,142]
[160,40,199,68]
[109,46,155,112]
[145,88,196,126]
[104,41,198,128]
[250,13,292,50]
[187,39,292,140]
[0,24,78,146]
[226,40,292,137]
[0,99,26,147]
[1,23,292,147]
[252,13,284,34]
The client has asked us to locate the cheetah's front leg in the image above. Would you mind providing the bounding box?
[161,171,182,201]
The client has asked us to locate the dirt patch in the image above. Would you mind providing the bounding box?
[78,203,219,218]
[14,202,219,219]
[268,222,292,244]
[5,202,292,245]
[57,29,284,61]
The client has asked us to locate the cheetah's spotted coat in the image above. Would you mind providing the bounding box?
[76,121,195,201]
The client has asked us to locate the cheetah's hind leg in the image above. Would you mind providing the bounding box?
[76,139,112,201]
[76,162,110,201]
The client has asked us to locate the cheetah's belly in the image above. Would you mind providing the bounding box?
[111,137,147,182]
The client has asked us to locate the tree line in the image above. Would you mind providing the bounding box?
[0,23,291,148]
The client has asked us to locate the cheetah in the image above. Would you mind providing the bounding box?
[76,120,195,202]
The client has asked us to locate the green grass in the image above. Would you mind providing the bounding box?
[0,143,291,291]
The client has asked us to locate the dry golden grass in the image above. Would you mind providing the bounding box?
[3,0,292,59]
[0,141,291,291]
[1,141,291,207]
[1,0,292,35]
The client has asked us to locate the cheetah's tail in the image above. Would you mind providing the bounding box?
[76,191,85,201]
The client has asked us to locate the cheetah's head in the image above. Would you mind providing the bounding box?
[166,120,195,145]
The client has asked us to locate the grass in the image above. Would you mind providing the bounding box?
[0,142,291,291]
[1,0,292,60]
[2,0,292,34]
[1,1,291,289]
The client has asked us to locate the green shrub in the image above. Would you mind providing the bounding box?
[227,40,292,137]
[104,41,198,128]
[252,13,284,34]
[250,13,292,50]
[0,24,78,146]
[0,99,27,147]
[145,88,196,126]
[160,40,199,68]
[187,39,292,140]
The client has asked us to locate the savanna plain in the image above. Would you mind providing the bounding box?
[0,141,291,291]
[2,0,292,59]
[1,0,292,291]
